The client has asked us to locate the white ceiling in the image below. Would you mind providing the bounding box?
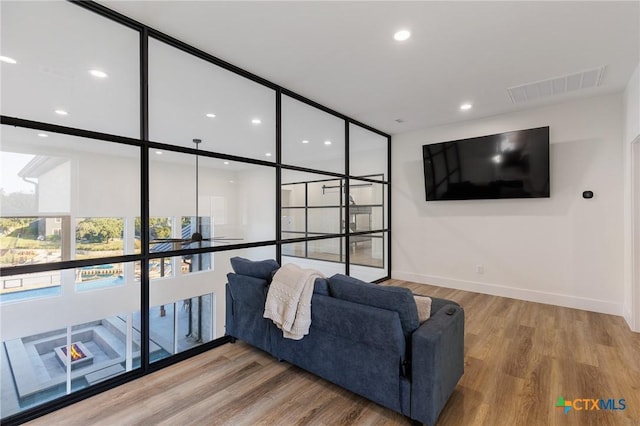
[99,0,640,135]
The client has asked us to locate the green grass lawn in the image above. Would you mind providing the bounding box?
[0,236,58,250]
[1,236,130,266]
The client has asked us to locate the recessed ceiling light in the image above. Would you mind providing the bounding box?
[0,56,17,64]
[55,109,68,115]
[265,152,272,157]
[229,180,234,184]
[302,140,309,144]
[206,113,216,118]
[89,69,108,78]
[324,140,332,146]
[460,103,472,111]
[252,118,262,124]
[394,30,411,41]
[37,133,48,138]
[155,151,163,155]
[223,161,230,165]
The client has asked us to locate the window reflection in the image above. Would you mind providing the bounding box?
[349,124,388,180]
[75,217,125,259]
[149,38,275,159]
[75,263,125,292]
[149,150,275,247]
[0,1,140,137]
[281,95,345,174]
[0,217,64,267]
[281,172,344,240]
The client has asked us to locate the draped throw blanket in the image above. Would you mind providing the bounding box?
[264,263,325,340]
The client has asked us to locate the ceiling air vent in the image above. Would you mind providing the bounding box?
[507,66,606,104]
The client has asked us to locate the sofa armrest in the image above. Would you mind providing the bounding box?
[410,304,464,426]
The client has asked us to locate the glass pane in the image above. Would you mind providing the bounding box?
[75,263,124,292]
[148,301,175,362]
[149,38,275,160]
[149,258,174,280]
[67,314,136,390]
[0,217,64,268]
[281,170,344,240]
[139,217,173,255]
[281,183,305,207]
[1,270,61,304]
[149,247,275,363]
[148,295,218,360]
[308,209,342,235]
[282,238,346,277]
[307,179,343,207]
[1,125,141,263]
[133,259,180,283]
[149,150,275,249]
[281,207,342,238]
[350,232,388,283]
[281,239,306,257]
[349,179,387,231]
[282,95,345,173]
[1,263,140,418]
[281,208,305,235]
[349,124,388,180]
[0,1,139,137]
[1,327,66,417]
[75,218,125,259]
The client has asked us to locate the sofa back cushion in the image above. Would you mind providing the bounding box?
[328,274,419,336]
[230,257,279,281]
[227,273,269,309]
[313,277,330,296]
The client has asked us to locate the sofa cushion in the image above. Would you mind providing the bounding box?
[227,273,269,309]
[313,277,330,296]
[328,274,419,336]
[414,295,432,323]
[230,257,279,281]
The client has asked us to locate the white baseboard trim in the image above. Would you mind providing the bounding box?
[623,305,635,331]
[392,271,623,316]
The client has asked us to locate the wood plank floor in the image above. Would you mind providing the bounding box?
[27,281,640,426]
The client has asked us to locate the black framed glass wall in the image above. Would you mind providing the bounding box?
[348,123,390,282]
[0,0,390,423]
[0,126,142,418]
[1,1,143,420]
[280,96,390,281]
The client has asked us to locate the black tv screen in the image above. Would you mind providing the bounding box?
[423,126,550,201]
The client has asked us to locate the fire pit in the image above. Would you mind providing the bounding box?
[54,342,94,370]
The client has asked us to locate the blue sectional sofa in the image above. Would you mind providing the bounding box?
[225,258,464,426]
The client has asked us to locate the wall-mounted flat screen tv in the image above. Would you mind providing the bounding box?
[423,126,550,201]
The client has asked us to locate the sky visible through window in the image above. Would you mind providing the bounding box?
[0,152,36,194]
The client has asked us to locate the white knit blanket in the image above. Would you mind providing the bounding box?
[263,263,325,340]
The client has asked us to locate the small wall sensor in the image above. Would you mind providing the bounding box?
[582,190,594,199]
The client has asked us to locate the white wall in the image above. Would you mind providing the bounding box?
[39,160,71,213]
[238,167,276,242]
[392,94,625,315]
[77,154,140,217]
[624,64,640,144]
[623,62,640,331]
